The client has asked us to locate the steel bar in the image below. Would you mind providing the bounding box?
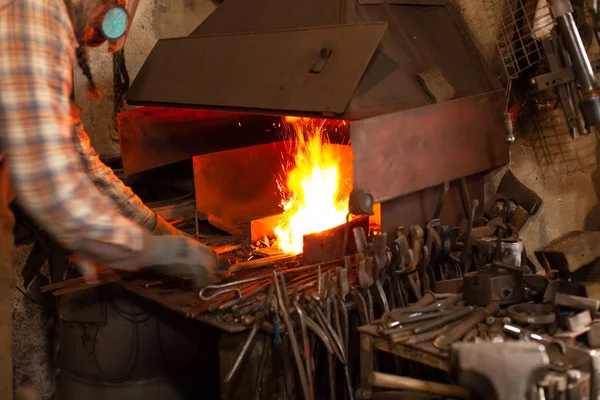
[555,293,600,311]
[294,298,315,400]
[223,318,262,384]
[46,271,135,296]
[214,243,244,255]
[227,254,298,274]
[404,325,449,345]
[413,307,474,334]
[254,335,271,400]
[304,315,335,355]
[314,306,346,364]
[218,279,272,311]
[205,259,345,299]
[433,302,500,349]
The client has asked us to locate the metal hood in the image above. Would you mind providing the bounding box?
[126,0,497,119]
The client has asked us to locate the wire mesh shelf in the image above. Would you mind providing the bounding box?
[496,0,555,78]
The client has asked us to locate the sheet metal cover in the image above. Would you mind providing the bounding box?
[351,90,508,203]
[127,23,387,115]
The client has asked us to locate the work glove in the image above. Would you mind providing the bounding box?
[142,234,221,289]
[152,214,191,238]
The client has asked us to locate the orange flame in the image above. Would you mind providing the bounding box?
[274,118,350,254]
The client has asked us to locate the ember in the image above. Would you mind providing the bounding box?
[274,117,350,254]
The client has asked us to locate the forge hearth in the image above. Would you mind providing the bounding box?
[118,0,509,243]
[302,215,369,263]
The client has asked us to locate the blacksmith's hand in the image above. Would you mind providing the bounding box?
[143,235,220,288]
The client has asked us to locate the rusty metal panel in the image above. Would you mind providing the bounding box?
[193,142,353,226]
[119,107,281,174]
[351,90,509,204]
[127,23,386,116]
[380,174,484,243]
[345,4,496,119]
[190,0,343,35]
[187,0,496,120]
[303,215,369,263]
[193,142,288,225]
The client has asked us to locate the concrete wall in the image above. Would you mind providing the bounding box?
[453,0,600,262]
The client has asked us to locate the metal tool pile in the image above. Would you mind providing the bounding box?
[202,255,357,399]
[362,225,600,398]
[192,170,600,399]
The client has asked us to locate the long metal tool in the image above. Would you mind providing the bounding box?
[273,272,311,400]
[223,316,263,384]
[294,295,315,400]
[200,259,343,301]
[460,199,479,273]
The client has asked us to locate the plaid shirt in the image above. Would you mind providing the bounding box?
[0,0,155,260]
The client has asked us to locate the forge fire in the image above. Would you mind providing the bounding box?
[273,117,351,255]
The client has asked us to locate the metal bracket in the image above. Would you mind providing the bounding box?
[532,35,590,137]
[533,58,600,90]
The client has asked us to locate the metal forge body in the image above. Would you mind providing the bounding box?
[119,0,509,242]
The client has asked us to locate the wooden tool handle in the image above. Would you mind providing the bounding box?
[368,372,470,398]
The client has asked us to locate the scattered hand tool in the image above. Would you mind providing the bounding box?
[460,199,479,273]
[409,225,424,295]
[371,233,392,315]
[390,233,415,304]
[223,313,264,385]
[433,301,500,349]
[433,181,450,220]
[273,271,311,400]
[412,306,474,335]
[357,254,375,323]
[336,266,351,359]
[555,293,600,312]
[425,219,443,273]
[293,293,315,400]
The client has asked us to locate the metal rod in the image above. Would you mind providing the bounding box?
[433,302,500,349]
[223,319,261,384]
[273,272,310,400]
[201,259,344,299]
[227,254,298,273]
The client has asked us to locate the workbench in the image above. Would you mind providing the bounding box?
[118,278,248,333]
[356,325,451,398]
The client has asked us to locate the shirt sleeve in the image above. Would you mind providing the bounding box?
[0,0,147,268]
[72,120,158,231]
